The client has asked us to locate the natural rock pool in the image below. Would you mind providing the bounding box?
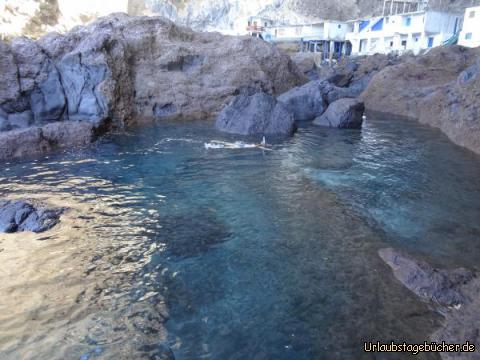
[1,115,480,360]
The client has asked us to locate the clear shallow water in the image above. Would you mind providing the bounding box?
[1,116,480,359]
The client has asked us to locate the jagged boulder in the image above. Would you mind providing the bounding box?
[313,98,364,129]
[215,92,295,136]
[277,81,328,121]
[379,248,473,307]
[277,80,359,121]
[0,200,63,233]
[379,247,480,359]
[0,13,306,160]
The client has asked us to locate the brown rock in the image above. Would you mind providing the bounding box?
[362,46,480,154]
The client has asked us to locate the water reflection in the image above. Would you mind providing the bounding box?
[1,116,480,359]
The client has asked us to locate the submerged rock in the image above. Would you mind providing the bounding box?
[0,200,63,233]
[158,209,231,258]
[216,92,296,136]
[313,98,364,129]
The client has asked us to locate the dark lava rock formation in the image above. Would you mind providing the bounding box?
[216,92,295,136]
[0,200,63,233]
[0,13,306,160]
[313,98,364,129]
[380,248,480,360]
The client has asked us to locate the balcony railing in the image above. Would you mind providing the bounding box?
[247,25,265,32]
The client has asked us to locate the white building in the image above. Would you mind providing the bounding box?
[262,21,353,60]
[346,10,461,56]
[458,6,480,48]
[246,16,273,38]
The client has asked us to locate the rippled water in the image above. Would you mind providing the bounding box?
[1,115,480,360]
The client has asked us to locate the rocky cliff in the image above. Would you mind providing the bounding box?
[2,0,480,39]
[0,13,305,160]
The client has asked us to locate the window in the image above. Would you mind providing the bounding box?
[401,40,407,49]
[359,39,367,52]
[338,24,342,29]
[465,32,473,40]
[404,17,411,26]
[372,18,384,31]
[415,37,419,42]
[469,11,475,18]
[390,41,394,47]
[265,22,268,27]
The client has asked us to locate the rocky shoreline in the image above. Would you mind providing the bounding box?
[1,13,479,160]
[380,248,480,360]
[362,46,480,155]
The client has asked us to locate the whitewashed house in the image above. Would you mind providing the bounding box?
[263,21,353,60]
[246,16,273,38]
[458,6,480,48]
[346,10,461,56]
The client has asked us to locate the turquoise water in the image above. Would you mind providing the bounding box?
[1,116,480,359]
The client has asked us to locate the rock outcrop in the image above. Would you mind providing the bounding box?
[277,81,329,121]
[0,200,63,233]
[0,121,94,161]
[362,46,480,154]
[379,248,480,360]
[215,92,295,136]
[328,53,403,93]
[290,52,320,80]
[313,98,364,129]
[0,13,305,160]
[277,79,359,122]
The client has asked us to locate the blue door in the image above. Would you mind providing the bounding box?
[428,37,434,48]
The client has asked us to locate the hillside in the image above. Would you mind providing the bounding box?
[1,0,480,39]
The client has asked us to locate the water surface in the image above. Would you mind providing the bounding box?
[1,116,480,359]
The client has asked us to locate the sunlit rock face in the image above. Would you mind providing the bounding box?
[2,0,479,39]
[0,0,129,39]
